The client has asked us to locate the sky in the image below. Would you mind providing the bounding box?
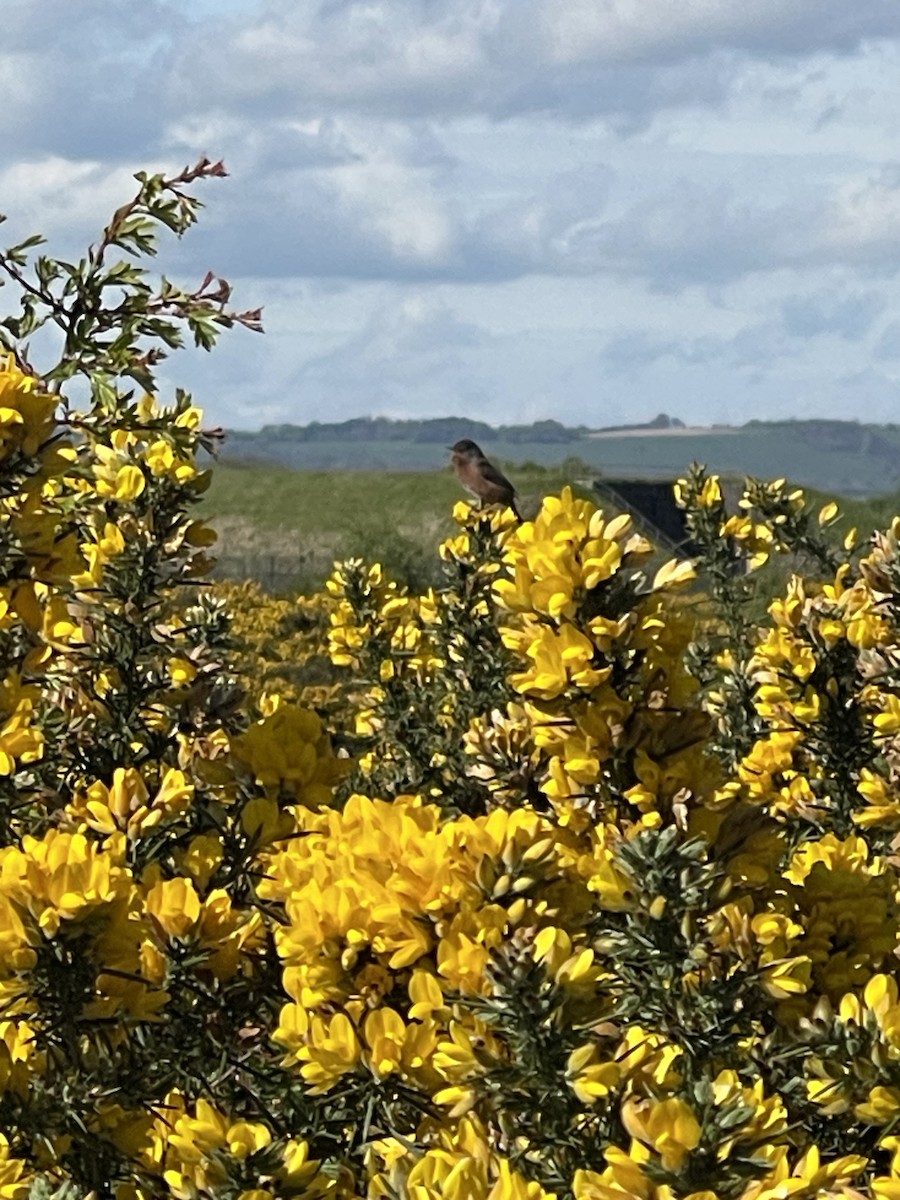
[3,0,900,430]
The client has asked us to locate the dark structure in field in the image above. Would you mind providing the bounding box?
[593,478,704,557]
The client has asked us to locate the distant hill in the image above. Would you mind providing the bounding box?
[594,412,687,434]
[220,415,900,498]
[247,416,584,444]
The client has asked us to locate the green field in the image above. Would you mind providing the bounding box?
[198,461,595,592]
[199,458,900,595]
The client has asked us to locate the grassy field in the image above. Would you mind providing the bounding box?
[198,459,900,594]
[198,460,596,592]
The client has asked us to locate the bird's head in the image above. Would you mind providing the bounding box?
[449,438,482,457]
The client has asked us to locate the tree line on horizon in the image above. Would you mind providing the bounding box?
[226,411,898,445]
[229,412,690,444]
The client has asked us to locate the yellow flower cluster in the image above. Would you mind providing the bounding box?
[218,578,342,714]
[137,1094,324,1200]
[0,357,346,1195]
[0,355,57,460]
[0,358,77,789]
[486,489,709,830]
[293,478,900,1196]
[233,700,346,807]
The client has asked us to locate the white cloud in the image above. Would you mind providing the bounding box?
[824,171,900,264]
[163,0,900,128]
[327,146,455,266]
[542,0,900,66]
[0,158,169,246]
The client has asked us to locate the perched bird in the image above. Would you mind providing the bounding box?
[449,439,519,519]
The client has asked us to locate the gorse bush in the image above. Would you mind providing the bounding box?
[0,162,341,1197]
[3,165,900,1200]
[317,480,900,1198]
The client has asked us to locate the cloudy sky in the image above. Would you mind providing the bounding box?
[4,0,900,430]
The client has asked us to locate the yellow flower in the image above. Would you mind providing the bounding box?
[783,836,896,998]
[854,769,900,829]
[278,1140,325,1192]
[818,500,839,525]
[167,657,198,687]
[581,839,633,911]
[0,706,44,776]
[226,1120,271,1159]
[408,970,447,1021]
[620,1095,702,1171]
[749,1145,866,1199]
[79,767,150,836]
[566,1044,621,1104]
[364,1007,407,1079]
[488,1160,557,1199]
[437,906,507,993]
[175,404,203,428]
[722,515,775,569]
[506,622,610,699]
[178,835,224,890]
[144,876,201,938]
[73,767,193,840]
[145,440,175,474]
[1,829,129,935]
[856,1085,900,1125]
[752,627,816,681]
[737,731,803,800]
[495,489,650,621]
[407,1147,488,1197]
[838,974,900,1045]
[73,521,128,587]
[144,439,197,481]
[759,955,812,999]
[874,693,900,735]
[0,354,57,458]
[94,452,146,502]
[652,558,697,590]
[0,1133,31,1199]
[233,703,335,804]
[698,475,722,506]
[298,1011,362,1093]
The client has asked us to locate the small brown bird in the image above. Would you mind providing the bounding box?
[449,439,519,519]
